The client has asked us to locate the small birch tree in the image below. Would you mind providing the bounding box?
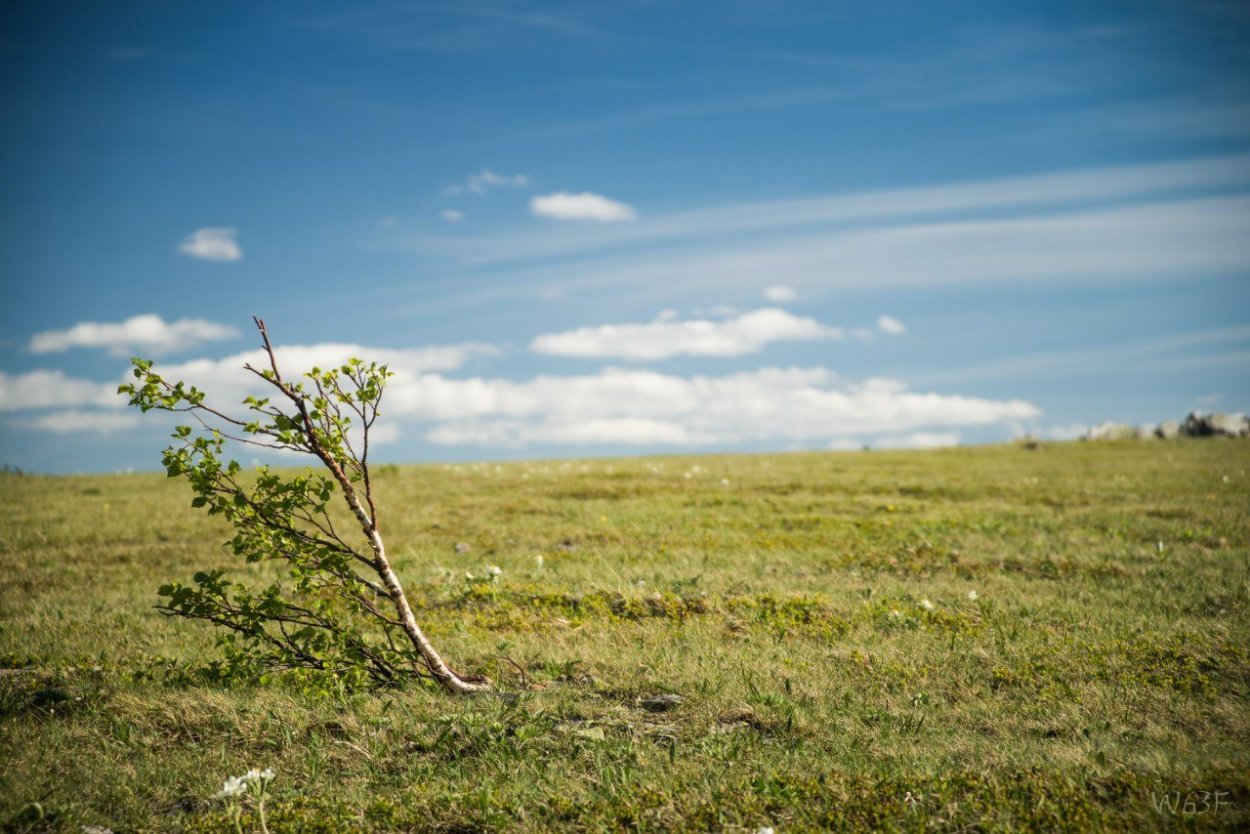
[121,317,490,695]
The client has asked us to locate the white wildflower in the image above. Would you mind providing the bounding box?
[756,828,776,834]
[721,478,731,487]
[217,776,247,798]
[488,565,502,578]
[535,555,544,569]
[920,598,935,611]
[966,590,978,601]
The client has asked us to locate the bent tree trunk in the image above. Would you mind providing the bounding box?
[249,319,491,695]
[314,422,488,694]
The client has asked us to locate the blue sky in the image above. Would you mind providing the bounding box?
[1,0,1247,473]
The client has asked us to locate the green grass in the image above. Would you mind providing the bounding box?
[1,440,1248,832]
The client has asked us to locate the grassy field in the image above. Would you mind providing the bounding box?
[1,440,1248,832]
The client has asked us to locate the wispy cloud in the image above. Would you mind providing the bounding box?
[455,193,1250,306]
[440,209,465,222]
[178,228,242,262]
[530,192,636,222]
[531,308,841,361]
[878,315,906,335]
[30,314,239,357]
[445,169,530,196]
[355,154,1250,328]
[400,154,1250,269]
[763,285,797,303]
[288,5,595,51]
[448,6,594,38]
[920,325,1250,386]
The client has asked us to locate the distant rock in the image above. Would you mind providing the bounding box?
[1082,412,1247,441]
[1181,411,1249,438]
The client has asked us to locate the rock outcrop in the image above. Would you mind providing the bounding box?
[1181,411,1250,437]
[1082,411,1248,441]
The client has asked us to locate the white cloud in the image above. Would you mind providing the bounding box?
[530,308,842,360]
[18,410,144,434]
[0,370,122,412]
[445,169,530,196]
[530,192,636,222]
[439,209,465,222]
[425,416,699,447]
[830,429,961,450]
[148,341,497,409]
[384,366,1039,447]
[30,314,239,357]
[873,431,960,449]
[763,285,798,302]
[178,227,242,262]
[877,315,906,335]
[6,340,496,434]
[6,340,1037,450]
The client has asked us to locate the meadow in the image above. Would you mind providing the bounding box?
[1,439,1247,832]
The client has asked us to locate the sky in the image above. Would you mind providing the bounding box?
[1,0,1248,474]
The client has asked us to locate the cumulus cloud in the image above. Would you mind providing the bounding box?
[446,169,530,196]
[382,366,1039,447]
[763,285,798,302]
[178,227,242,262]
[530,192,636,222]
[0,370,123,412]
[5,339,1037,450]
[531,308,841,360]
[5,340,496,434]
[876,431,960,448]
[18,410,144,434]
[439,209,465,222]
[30,314,239,357]
[878,315,906,335]
[147,341,498,408]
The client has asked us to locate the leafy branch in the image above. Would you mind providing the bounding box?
[120,317,490,694]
